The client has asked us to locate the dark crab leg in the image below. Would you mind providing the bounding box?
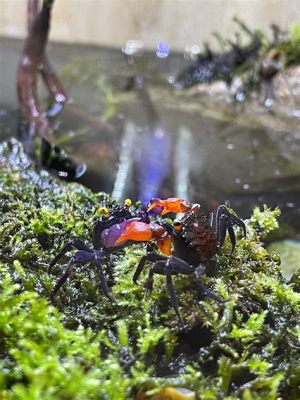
[165,265,181,321]
[94,252,115,302]
[133,253,167,284]
[50,249,95,300]
[217,213,228,248]
[133,253,181,319]
[230,213,246,238]
[50,259,75,300]
[194,266,224,303]
[215,205,246,252]
[227,224,237,255]
[49,239,91,273]
[145,268,155,295]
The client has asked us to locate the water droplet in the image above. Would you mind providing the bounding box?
[55,93,66,102]
[184,44,201,61]
[226,143,235,150]
[156,41,170,58]
[286,202,295,208]
[236,91,246,102]
[122,40,144,56]
[265,98,273,108]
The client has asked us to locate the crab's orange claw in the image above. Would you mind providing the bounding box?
[115,221,153,245]
[147,200,164,213]
[160,208,174,216]
[148,197,192,215]
[157,236,172,256]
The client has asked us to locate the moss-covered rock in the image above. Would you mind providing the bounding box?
[0,139,299,399]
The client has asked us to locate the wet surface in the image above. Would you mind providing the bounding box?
[1,37,300,236]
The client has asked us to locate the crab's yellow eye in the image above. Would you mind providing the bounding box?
[124,198,132,207]
[96,206,109,217]
[173,219,183,232]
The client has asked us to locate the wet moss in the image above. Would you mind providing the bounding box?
[0,139,299,399]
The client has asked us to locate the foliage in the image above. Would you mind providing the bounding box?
[0,139,299,399]
[279,24,300,65]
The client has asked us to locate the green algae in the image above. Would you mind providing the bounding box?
[0,139,299,400]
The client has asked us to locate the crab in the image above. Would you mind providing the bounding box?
[48,203,169,301]
[49,198,246,320]
[117,198,246,319]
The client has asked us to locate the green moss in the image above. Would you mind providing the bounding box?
[279,24,300,65]
[0,139,299,399]
[231,23,300,101]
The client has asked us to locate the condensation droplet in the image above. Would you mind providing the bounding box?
[226,143,235,150]
[156,41,170,58]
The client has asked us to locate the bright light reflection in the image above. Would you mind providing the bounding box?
[156,41,170,58]
[122,40,144,56]
[184,44,201,61]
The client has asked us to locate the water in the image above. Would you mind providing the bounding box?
[1,37,300,236]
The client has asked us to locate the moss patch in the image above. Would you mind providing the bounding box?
[0,139,299,399]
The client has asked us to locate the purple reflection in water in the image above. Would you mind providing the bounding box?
[156,41,170,59]
[137,127,172,203]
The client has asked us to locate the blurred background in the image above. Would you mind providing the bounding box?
[1,0,300,276]
[1,0,300,48]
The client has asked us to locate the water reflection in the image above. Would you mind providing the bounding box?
[137,126,171,202]
[112,120,136,200]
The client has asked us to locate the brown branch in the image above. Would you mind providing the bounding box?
[18,0,115,144]
[17,0,56,142]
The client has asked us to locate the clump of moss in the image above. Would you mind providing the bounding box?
[0,139,299,399]
[278,24,300,66]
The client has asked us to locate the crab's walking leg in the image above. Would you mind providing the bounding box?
[227,224,236,255]
[231,214,246,238]
[216,205,246,253]
[165,264,181,321]
[204,288,225,303]
[95,252,115,302]
[194,265,224,303]
[135,254,184,319]
[50,249,96,300]
[50,259,75,300]
[49,239,91,273]
[216,207,228,248]
[133,253,182,317]
[133,253,167,284]
[145,268,155,294]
